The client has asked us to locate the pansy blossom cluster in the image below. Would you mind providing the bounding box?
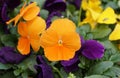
[0,0,120,78]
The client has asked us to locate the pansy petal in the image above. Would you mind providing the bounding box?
[49,18,76,35]
[109,24,120,40]
[18,22,28,37]
[62,32,81,52]
[61,53,80,72]
[17,37,30,55]
[0,47,26,64]
[40,29,59,48]
[1,3,9,22]
[35,56,54,78]
[27,16,46,35]
[44,45,75,61]
[97,7,117,24]
[82,40,104,59]
[30,34,41,52]
[23,6,40,21]
[20,2,37,15]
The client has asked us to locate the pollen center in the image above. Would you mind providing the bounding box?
[58,39,63,46]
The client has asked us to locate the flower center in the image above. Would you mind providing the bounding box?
[58,39,63,46]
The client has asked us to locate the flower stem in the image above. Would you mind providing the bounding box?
[52,66,63,78]
[77,2,82,26]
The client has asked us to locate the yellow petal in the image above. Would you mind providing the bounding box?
[23,6,40,21]
[49,18,76,35]
[44,45,75,61]
[30,34,41,52]
[97,7,117,24]
[88,8,100,20]
[18,21,28,37]
[82,0,88,10]
[109,24,120,40]
[27,16,46,35]
[17,37,30,55]
[80,11,97,29]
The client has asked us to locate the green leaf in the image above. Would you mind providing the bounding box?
[84,75,109,78]
[67,73,76,78]
[60,68,68,78]
[88,61,113,75]
[40,9,49,19]
[14,68,22,76]
[17,55,37,72]
[77,24,91,37]
[30,0,46,7]
[109,54,120,63]
[0,63,12,70]
[78,24,91,33]
[2,71,16,78]
[92,24,111,39]
[105,1,118,9]
[67,5,76,13]
[1,34,18,47]
[118,0,120,7]
[104,67,120,77]
[21,72,28,78]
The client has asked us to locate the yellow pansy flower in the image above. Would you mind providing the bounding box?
[80,0,102,29]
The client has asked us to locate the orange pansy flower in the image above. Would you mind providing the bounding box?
[17,16,46,55]
[40,18,81,61]
[6,2,40,26]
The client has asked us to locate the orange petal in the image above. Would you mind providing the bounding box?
[18,21,28,36]
[27,16,46,35]
[20,2,27,13]
[49,18,76,35]
[62,32,81,52]
[17,37,30,55]
[44,45,75,61]
[6,17,15,25]
[23,6,40,21]
[40,29,59,48]
[30,34,41,52]
[20,2,37,16]
[6,14,21,26]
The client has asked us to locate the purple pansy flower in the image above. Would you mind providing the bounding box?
[35,56,54,78]
[44,0,66,13]
[61,37,105,72]
[0,47,26,64]
[82,40,105,59]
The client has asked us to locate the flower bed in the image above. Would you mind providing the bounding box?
[0,0,120,78]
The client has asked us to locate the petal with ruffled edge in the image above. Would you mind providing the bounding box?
[82,40,104,59]
[17,37,30,55]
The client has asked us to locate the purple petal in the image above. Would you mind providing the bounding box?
[0,47,26,64]
[82,40,105,60]
[74,0,81,9]
[44,0,66,13]
[35,56,54,78]
[1,3,9,22]
[61,54,80,73]
[36,56,47,64]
